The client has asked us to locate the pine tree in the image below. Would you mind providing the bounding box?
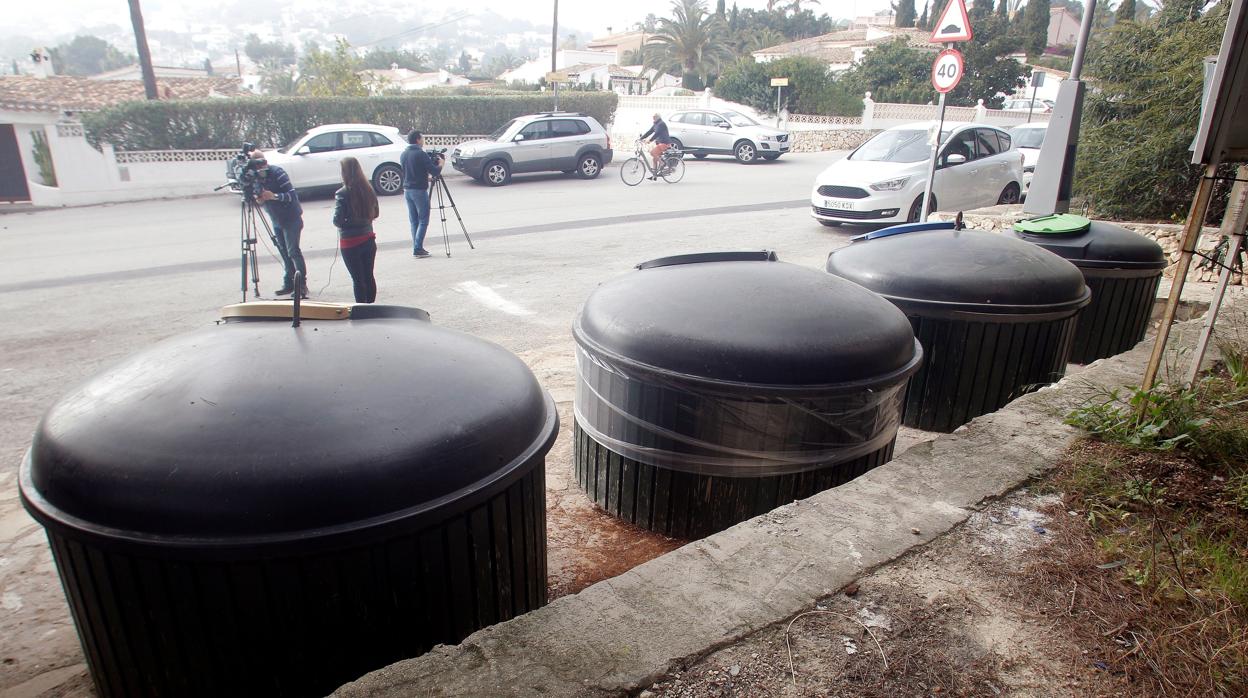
[716,0,726,16]
[894,0,917,27]
[1114,0,1136,22]
[1022,0,1051,56]
[997,0,1009,18]
[919,1,930,29]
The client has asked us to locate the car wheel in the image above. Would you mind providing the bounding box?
[577,153,602,179]
[693,153,708,160]
[907,194,937,222]
[670,138,684,152]
[762,153,780,161]
[484,160,510,187]
[997,182,1021,205]
[371,163,403,196]
[734,141,758,164]
[819,220,842,227]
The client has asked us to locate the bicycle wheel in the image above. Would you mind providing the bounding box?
[620,158,646,186]
[661,158,685,184]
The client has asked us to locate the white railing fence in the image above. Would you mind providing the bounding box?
[782,93,1051,132]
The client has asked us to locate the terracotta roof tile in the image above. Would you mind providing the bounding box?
[0,75,246,113]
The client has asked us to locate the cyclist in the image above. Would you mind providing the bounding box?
[639,113,672,180]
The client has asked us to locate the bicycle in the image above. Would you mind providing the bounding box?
[620,140,686,186]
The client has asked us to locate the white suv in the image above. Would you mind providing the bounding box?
[451,112,613,186]
[666,108,790,163]
[810,122,1025,226]
[264,124,407,195]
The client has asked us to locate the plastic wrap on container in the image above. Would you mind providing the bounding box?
[573,344,915,477]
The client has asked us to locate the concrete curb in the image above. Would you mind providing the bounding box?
[332,315,1225,698]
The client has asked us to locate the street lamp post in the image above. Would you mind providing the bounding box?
[552,0,559,111]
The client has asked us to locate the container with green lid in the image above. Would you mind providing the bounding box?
[1011,216,1166,363]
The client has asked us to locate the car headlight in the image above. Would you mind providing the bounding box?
[869,176,910,191]
[1023,165,1035,173]
[760,135,772,141]
[458,146,476,157]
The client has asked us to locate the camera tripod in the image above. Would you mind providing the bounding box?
[235,192,279,301]
[428,173,474,257]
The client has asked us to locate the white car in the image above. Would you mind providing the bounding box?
[665,109,791,163]
[810,122,1025,226]
[1008,122,1048,197]
[265,124,408,195]
[1002,98,1053,113]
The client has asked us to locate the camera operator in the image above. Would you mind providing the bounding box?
[250,150,309,298]
[400,131,443,259]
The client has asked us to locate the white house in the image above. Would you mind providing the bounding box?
[0,74,245,206]
[752,26,941,73]
[359,66,471,92]
[499,48,618,85]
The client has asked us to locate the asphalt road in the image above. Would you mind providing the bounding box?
[0,149,857,695]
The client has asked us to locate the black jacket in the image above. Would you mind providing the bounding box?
[641,120,671,145]
[400,145,440,190]
[332,186,377,238]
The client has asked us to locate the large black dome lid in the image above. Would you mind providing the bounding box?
[1012,216,1167,270]
[574,253,921,389]
[21,305,557,544]
[826,225,1090,314]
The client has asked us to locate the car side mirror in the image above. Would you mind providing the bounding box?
[718,123,732,129]
[295,146,310,156]
[513,134,526,141]
[944,153,968,166]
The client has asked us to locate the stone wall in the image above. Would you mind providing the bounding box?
[790,129,879,153]
[935,206,1242,286]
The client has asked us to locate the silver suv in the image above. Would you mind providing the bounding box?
[666,109,791,163]
[451,112,614,186]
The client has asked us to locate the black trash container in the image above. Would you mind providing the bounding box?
[826,223,1090,433]
[19,302,558,698]
[1012,214,1167,364]
[573,252,923,540]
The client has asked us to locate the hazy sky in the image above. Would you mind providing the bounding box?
[11,0,896,42]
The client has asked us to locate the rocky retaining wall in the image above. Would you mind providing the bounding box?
[790,129,879,153]
[936,206,1242,286]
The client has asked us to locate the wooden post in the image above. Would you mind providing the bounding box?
[1142,162,1220,389]
[1185,164,1248,385]
[127,0,159,100]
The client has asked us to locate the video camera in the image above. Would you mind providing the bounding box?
[227,142,268,200]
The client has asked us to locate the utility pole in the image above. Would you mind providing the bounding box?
[127,0,159,99]
[552,0,560,111]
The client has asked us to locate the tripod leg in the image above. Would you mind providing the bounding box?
[436,178,475,249]
[433,184,451,257]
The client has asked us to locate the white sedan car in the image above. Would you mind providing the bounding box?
[810,122,1025,226]
[264,124,408,195]
[1008,122,1048,197]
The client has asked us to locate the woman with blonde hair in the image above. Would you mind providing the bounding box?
[333,156,380,303]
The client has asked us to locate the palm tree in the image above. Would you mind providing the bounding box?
[746,28,788,53]
[646,0,733,88]
[786,0,822,14]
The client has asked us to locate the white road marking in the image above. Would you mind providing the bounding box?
[454,280,534,316]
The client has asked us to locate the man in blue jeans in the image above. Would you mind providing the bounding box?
[400,131,442,258]
[249,150,308,297]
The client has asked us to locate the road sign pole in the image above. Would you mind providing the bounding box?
[920,91,948,223]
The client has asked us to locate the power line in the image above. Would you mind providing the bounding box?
[354,12,473,48]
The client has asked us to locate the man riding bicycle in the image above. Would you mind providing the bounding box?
[640,113,672,179]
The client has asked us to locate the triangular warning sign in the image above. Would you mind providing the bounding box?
[931,0,974,43]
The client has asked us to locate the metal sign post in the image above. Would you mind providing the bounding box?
[771,77,788,128]
[1185,164,1248,386]
[921,47,964,222]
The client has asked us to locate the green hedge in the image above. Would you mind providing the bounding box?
[83,93,620,151]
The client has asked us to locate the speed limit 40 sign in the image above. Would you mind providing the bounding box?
[931,48,964,93]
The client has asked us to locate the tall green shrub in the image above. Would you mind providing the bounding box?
[83,93,620,151]
[31,130,57,186]
[713,56,862,116]
[1075,3,1227,220]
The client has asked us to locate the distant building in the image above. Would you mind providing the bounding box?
[90,65,236,80]
[498,49,617,85]
[1048,7,1082,47]
[358,66,471,92]
[851,10,896,28]
[752,26,941,72]
[586,31,647,57]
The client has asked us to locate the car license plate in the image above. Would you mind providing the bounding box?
[824,199,854,210]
